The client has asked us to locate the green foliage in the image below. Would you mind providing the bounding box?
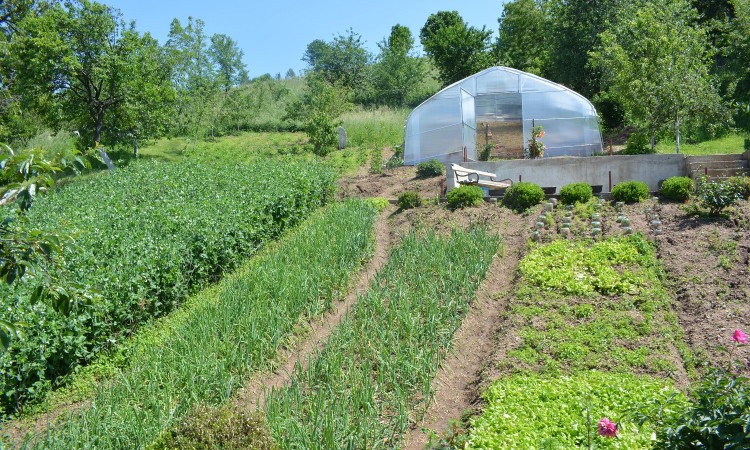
[10,1,175,145]
[591,0,727,151]
[32,200,377,448]
[502,182,545,212]
[560,182,593,205]
[726,175,750,200]
[519,236,657,297]
[695,176,743,215]
[419,11,494,85]
[371,25,427,107]
[306,113,338,157]
[469,372,684,449]
[660,176,694,202]
[611,180,650,203]
[415,158,445,178]
[447,185,484,210]
[265,228,500,448]
[0,159,337,414]
[622,132,654,155]
[653,369,750,449]
[397,191,422,209]
[148,404,276,450]
[302,29,371,93]
[497,0,551,76]
[510,235,683,376]
[366,197,390,212]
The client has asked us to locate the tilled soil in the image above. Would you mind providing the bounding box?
[651,202,750,375]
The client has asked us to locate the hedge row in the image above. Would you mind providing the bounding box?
[0,159,337,413]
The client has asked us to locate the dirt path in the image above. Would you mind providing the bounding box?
[401,211,528,450]
[235,208,394,411]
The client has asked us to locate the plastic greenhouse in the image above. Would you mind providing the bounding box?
[403,66,603,165]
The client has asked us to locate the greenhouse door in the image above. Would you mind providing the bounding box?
[460,89,477,161]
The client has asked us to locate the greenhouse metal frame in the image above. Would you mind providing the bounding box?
[403,66,603,165]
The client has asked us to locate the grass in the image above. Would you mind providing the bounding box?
[24,200,378,449]
[341,107,409,149]
[655,133,748,155]
[264,227,501,448]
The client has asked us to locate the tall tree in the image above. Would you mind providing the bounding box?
[713,0,750,130]
[208,33,248,92]
[302,29,371,91]
[496,0,552,76]
[8,0,174,146]
[591,0,726,152]
[165,17,218,143]
[372,24,425,107]
[419,11,494,86]
[547,0,623,97]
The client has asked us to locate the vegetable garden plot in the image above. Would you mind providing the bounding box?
[24,200,377,449]
[466,235,689,449]
[264,228,501,449]
[0,159,337,414]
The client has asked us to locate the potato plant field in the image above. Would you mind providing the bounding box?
[1,159,337,414]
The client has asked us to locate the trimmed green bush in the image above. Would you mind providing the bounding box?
[447,185,484,210]
[416,159,444,178]
[611,180,650,203]
[660,176,694,202]
[148,404,277,450]
[560,182,593,205]
[397,191,421,209]
[502,182,545,212]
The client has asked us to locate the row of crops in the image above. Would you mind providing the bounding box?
[1,160,337,414]
[467,235,686,449]
[28,200,378,448]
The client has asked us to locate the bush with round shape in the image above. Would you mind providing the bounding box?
[559,182,593,205]
[660,176,694,202]
[447,185,484,210]
[416,159,445,178]
[397,191,422,210]
[502,182,545,212]
[611,180,650,203]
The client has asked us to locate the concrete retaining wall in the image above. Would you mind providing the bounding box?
[446,152,750,193]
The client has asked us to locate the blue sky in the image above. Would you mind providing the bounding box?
[105,0,506,78]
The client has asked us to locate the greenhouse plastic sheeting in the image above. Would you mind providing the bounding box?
[403,66,603,165]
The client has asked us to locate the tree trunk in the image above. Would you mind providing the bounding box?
[675,112,681,154]
[94,109,105,143]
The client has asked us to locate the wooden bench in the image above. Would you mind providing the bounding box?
[451,164,513,190]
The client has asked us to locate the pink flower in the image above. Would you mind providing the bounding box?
[733,329,748,344]
[597,418,618,438]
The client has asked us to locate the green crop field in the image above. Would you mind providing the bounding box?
[0,159,337,415]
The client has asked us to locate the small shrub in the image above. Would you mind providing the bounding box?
[726,175,750,200]
[147,404,277,450]
[611,180,650,203]
[660,176,694,202]
[502,182,545,212]
[397,191,422,210]
[696,177,742,215]
[416,159,444,178]
[559,182,593,205]
[648,369,750,449]
[621,132,654,155]
[447,185,484,210]
[384,155,403,170]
